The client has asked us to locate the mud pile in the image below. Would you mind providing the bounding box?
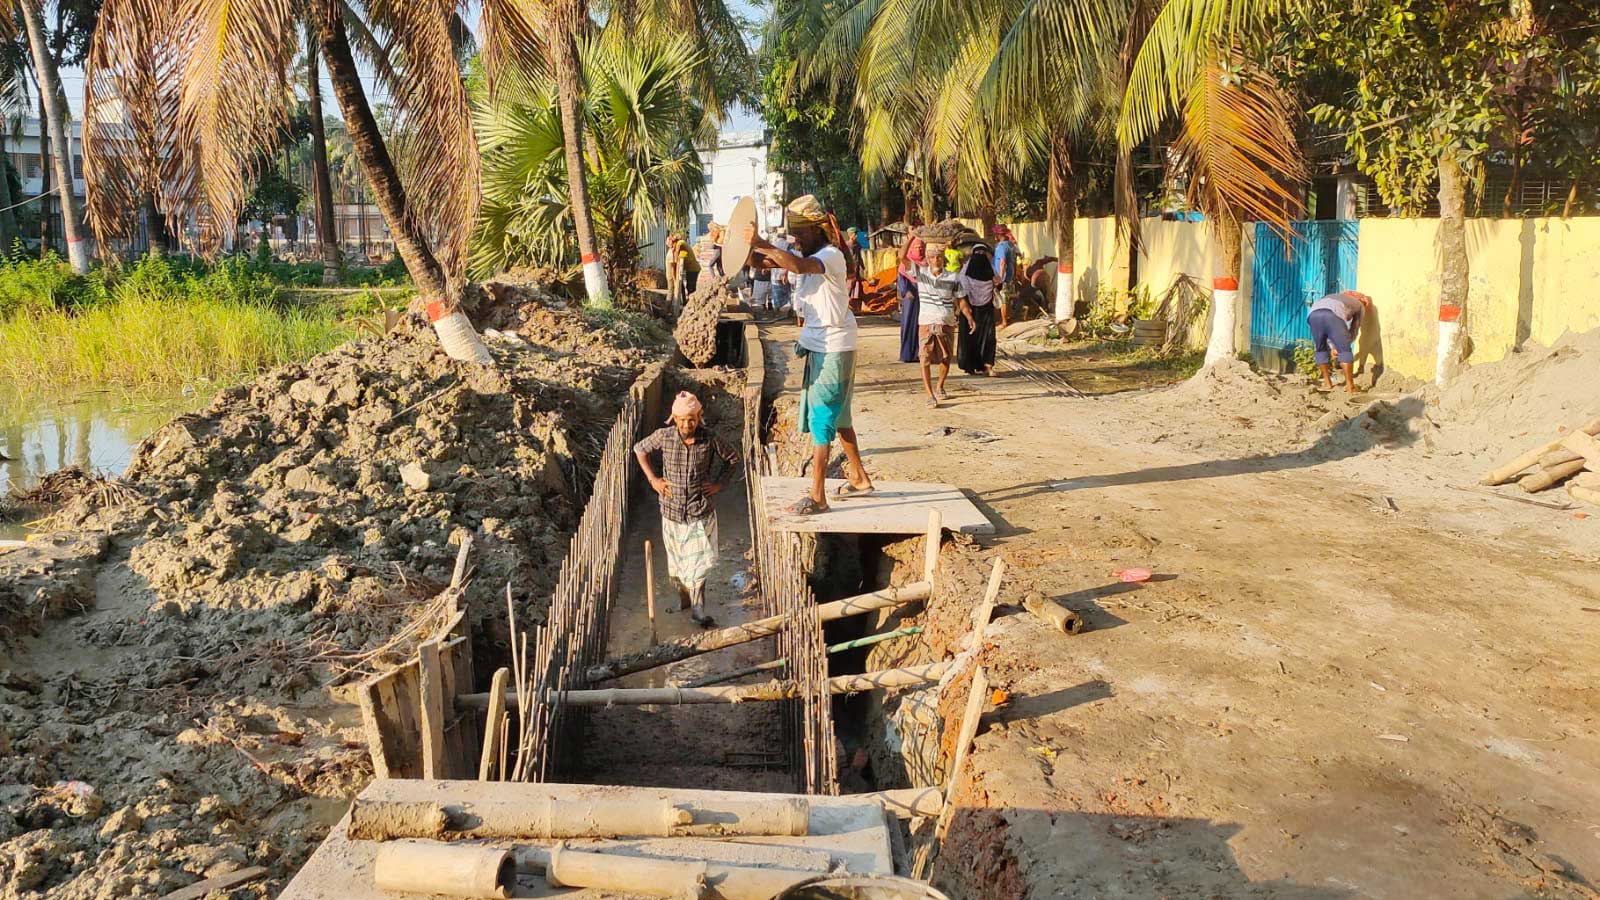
[674,278,738,366]
[0,285,667,898]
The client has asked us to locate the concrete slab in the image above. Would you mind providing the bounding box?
[762,477,994,535]
[281,779,894,899]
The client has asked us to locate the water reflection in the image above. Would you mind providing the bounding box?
[0,382,204,527]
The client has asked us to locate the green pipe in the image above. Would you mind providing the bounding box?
[683,627,924,688]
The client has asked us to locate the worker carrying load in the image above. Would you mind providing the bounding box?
[633,390,740,627]
[1306,289,1373,394]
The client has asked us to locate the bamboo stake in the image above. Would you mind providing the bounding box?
[478,668,509,781]
[937,665,989,841]
[645,539,657,647]
[922,508,943,586]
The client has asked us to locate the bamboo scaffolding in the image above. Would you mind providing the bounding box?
[462,662,954,709]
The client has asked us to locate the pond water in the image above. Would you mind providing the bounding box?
[1,382,205,537]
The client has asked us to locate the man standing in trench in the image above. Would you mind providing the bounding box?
[634,391,740,627]
[744,195,875,516]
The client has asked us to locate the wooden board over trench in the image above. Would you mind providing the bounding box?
[281,779,895,899]
[762,477,994,535]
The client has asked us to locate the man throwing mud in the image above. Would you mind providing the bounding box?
[634,391,739,627]
[1307,289,1373,394]
[745,195,875,517]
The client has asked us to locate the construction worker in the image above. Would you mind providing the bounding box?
[633,391,740,627]
[1308,290,1373,394]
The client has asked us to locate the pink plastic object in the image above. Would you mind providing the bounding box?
[1114,567,1152,584]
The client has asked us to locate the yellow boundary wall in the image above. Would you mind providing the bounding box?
[910,215,1600,377]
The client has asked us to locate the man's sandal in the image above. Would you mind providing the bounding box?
[785,496,828,516]
[834,482,875,500]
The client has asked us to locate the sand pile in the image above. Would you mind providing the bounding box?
[1428,328,1600,459]
[1125,358,1399,458]
[0,288,667,898]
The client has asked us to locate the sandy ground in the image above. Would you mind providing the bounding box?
[767,316,1600,899]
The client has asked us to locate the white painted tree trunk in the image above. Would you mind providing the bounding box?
[1053,263,1074,322]
[1204,278,1239,366]
[581,254,612,306]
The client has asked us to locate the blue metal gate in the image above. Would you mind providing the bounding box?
[1249,220,1359,370]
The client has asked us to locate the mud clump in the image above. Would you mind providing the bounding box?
[0,282,668,898]
[674,278,738,366]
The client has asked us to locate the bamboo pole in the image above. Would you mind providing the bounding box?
[463,662,954,709]
[683,627,924,688]
[583,582,932,683]
[349,794,809,840]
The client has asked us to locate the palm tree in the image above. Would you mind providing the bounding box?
[13,0,91,273]
[302,22,342,285]
[83,0,494,363]
[1117,0,1308,365]
[549,0,612,305]
[471,34,709,283]
[784,0,1119,321]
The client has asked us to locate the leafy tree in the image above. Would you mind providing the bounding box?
[1291,0,1541,381]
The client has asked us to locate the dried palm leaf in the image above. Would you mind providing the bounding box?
[1173,59,1306,237]
[364,0,481,275]
[174,0,299,251]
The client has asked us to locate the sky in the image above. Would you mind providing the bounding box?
[59,2,768,134]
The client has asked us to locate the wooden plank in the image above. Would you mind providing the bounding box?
[1482,417,1600,484]
[922,509,943,586]
[357,681,391,780]
[376,665,423,779]
[418,639,448,780]
[763,478,993,535]
[160,866,268,900]
[437,636,472,780]
[478,668,510,780]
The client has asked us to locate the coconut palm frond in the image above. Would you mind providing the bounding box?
[479,0,550,104]
[363,0,481,275]
[338,0,406,103]
[84,0,198,248]
[1117,0,1286,150]
[171,0,297,249]
[1173,58,1306,235]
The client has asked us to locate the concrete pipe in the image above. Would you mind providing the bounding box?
[349,800,449,841]
[350,794,809,839]
[372,840,514,898]
[676,797,809,837]
[545,842,707,898]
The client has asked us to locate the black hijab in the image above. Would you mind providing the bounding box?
[964,246,995,281]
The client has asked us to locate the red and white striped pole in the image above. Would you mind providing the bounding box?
[1053,261,1074,324]
[1434,302,1463,384]
[581,252,613,306]
[1203,275,1240,366]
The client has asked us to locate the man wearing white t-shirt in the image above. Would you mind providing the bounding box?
[747,195,875,516]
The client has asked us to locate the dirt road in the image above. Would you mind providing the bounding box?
[771,317,1600,899]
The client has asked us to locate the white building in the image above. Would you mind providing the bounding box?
[6,116,87,202]
[688,130,784,240]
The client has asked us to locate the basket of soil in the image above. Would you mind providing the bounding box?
[1131,317,1168,347]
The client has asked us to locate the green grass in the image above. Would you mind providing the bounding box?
[0,294,353,386]
[0,252,358,388]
